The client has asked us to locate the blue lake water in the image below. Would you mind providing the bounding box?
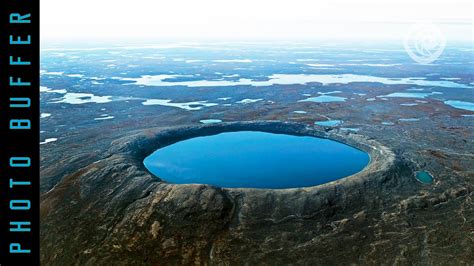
[200,119,222,124]
[340,127,360,132]
[380,92,442,99]
[315,120,343,126]
[444,100,474,111]
[399,118,420,122]
[143,131,369,189]
[118,74,472,89]
[299,95,347,103]
[415,171,434,184]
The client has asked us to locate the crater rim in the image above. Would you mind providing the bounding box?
[111,121,395,192]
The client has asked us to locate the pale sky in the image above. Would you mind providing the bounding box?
[41,0,473,43]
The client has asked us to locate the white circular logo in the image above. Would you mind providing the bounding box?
[403,23,446,64]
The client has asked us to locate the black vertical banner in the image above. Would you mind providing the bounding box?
[1,0,40,265]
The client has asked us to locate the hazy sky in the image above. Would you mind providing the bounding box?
[41,0,473,43]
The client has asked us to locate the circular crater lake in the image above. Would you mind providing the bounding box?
[144,131,369,189]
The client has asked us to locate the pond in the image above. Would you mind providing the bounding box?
[315,120,343,127]
[144,131,369,189]
[415,170,434,184]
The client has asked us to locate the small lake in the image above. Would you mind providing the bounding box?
[415,171,434,184]
[299,94,347,103]
[444,100,474,111]
[144,131,369,189]
[315,120,343,127]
